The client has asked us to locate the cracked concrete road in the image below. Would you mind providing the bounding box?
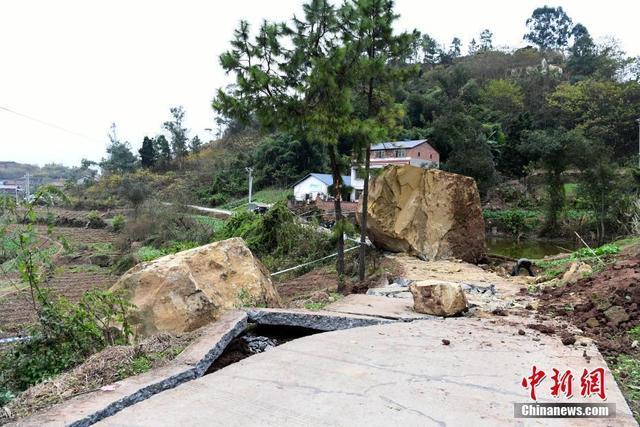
[98,317,635,427]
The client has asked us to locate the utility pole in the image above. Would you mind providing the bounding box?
[25,173,30,200]
[245,167,253,209]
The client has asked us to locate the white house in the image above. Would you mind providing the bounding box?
[293,173,353,202]
[293,140,440,203]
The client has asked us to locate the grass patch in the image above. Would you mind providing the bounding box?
[610,354,640,422]
[304,292,343,311]
[89,242,115,254]
[192,215,225,232]
[117,356,152,380]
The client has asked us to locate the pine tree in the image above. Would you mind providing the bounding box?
[139,136,156,168]
[214,0,358,287]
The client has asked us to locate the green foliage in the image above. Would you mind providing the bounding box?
[0,289,132,391]
[86,211,106,228]
[0,389,14,406]
[253,134,328,189]
[135,241,199,262]
[610,354,640,421]
[112,213,126,232]
[523,6,573,51]
[571,243,619,259]
[163,106,189,162]
[100,124,138,174]
[0,189,133,393]
[629,325,640,342]
[483,209,539,235]
[139,136,156,169]
[118,356,152,380]
[218,202,333,274]
[304,302,326,310]
[136,246,166,262]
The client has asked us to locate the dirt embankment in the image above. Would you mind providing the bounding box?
[538,256,640,356]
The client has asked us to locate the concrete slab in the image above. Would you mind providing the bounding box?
[98,318,636,426]
[324,294,436,321]
[15,311,248,427]
[245,307,393,330]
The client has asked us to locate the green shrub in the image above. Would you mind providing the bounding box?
[218,202,334,274]
[136,246,165,262]
[571,243,619,259]
[0,290,132,391]
[0,389,14,406]
[483,209,539,235]
[112,213,126,232]
[85,211,107,228]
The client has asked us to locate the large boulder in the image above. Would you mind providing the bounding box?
[409,280,468,317]
[111,238,281,337]
[360,166,486,263]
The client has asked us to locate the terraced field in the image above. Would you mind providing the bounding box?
[0,226,120,338]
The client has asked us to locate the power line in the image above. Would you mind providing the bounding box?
[0,105,102,143]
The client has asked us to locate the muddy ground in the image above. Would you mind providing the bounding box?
[0,226,119,337]
[538,255,640,355]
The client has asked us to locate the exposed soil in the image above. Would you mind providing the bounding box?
[0,227,119,337]
[275,254,404,308]
[538,256,640,356]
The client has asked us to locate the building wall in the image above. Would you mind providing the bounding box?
[406,143,439,164]
[293,176,328,201]
[370,142,439,164]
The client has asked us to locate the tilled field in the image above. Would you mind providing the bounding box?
[0,226,120,338]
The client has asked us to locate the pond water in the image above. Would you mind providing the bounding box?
[486,237,581,259]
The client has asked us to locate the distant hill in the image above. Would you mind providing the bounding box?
[0,161,73,181]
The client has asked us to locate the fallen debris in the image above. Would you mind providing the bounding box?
[360,166,486,263]
[409,281,468,317]
[111,238,281,337]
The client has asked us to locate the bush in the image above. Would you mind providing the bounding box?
[85,211,107,228]
[111,213,126,232]
[218,202,333,274]
[483,209,539,235]
[0,290,132,391]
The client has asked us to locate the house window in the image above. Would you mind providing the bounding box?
[417,152,421,157]
[430,153,433,159]
[373,151,384,159]
[394,149,406,158]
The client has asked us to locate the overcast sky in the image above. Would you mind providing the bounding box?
[1,0,638,167]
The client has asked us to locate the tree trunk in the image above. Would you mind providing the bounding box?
[358,146,371,280]
[329,147,345,291]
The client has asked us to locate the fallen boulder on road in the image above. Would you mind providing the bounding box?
[409,280,468,317]
[111,238,281,337]
[359,165,486,263]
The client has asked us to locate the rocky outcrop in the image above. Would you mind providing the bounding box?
[111,238,281,337]
[359,166,486,263]
[409,280,468,317]
[560,262,593,285]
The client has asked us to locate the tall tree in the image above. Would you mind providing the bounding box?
[214,0,358,288]
[523,6,573,52]
[163,106,189,167]
[567,23,596,79]
[479,29,493,52]
[420,33,440,66]
[100,123,137,173]
[189,135,203,153]
[468,38,478,55]
[154,134,172,169]
[340,0,406,280]
[139,136,156,168]
[450,37,462,58]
